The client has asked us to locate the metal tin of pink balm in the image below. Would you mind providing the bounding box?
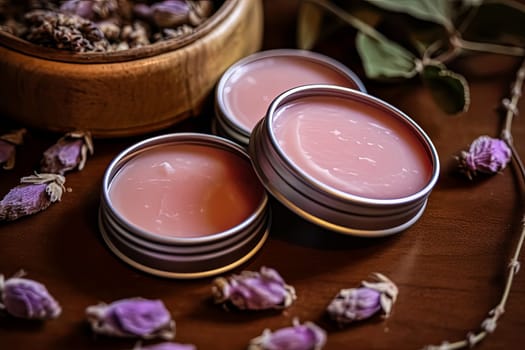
[249,84,440,237]
[99,133,270,278]
[214,49,366,146]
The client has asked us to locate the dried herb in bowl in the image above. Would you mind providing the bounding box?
[0,0,215,52]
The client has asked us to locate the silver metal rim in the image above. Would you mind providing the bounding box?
[214,49,367,144]
[265,84,440,207]
[101,132,268,245]
[98,210,270,279]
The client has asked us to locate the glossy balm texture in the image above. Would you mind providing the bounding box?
[108,144,263,237]
[223,55,362,132]
[272,96,432,199]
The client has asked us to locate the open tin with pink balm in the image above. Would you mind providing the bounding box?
[99,133,270,278]
[249,85,440,236]
[214,49,366,146]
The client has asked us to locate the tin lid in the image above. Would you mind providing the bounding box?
[248,85,440,237]
[214,49,367,146]
[99,133,271,278]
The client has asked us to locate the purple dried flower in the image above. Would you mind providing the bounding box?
[40,131,94,175]
[0,272,62,320]
[0,173,67,221]
[153,1,191,28]
[248,319,326,350]
[326,273,398,326]
[0,128,26,170]
[133,0,190,28]
[458,135,512,179]
[134,342,196,350]
[86,298,175,340]
[60,0,96,20]
[60,0,119,21]
[132,3,152,19]
[212,266,296,311]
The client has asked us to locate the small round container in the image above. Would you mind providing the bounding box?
[249,85,440,237]
[99,133,270,278]
[0,0,263,137]
[214,49,366,146]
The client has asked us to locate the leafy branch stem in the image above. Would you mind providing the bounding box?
[431,34,525,64]
[455,36,525,57]
[302,0,389,42]
[423,58,525,350]
[501,59,525,181]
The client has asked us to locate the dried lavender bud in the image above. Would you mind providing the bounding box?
[0,272,61,320]
[457,135,512,179]
[326,273,398,326]
[212,266,296,311]
[97,18,121,40]
[132,3,151,19]
[60,0,97,20]
[152,1,191,28]
[119,20,151,48]
[134,342,196,350]
[0,129,26,170]
[0,173,66,221]
[60,0,119,21]
[248,319,327,350]
[95,0,119,19]
[134,0,190,29]
[153,24,192,41]
[24,10,109,52]
[86,298,175,340]
[1,0,215,51]
[40,131,94,175]
[187,1,213,26]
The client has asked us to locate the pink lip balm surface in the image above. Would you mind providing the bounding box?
[223,55,361,132]
[108,144,263,238]
[272,96,433,199]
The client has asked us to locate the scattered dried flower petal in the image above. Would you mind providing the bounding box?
[212,266,296,311]
[134,342,196,350]
[0,173,66,221]
[457,135,512,179]
[40,131,94,175]
[0,271,62,320]
[86,298,175,340]
[248,319,326,350]
[326,273,398,326]
[0,128,26,170]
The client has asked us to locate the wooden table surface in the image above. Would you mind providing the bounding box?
[1,1,524,349]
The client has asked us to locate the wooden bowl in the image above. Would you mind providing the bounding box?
[0,0,263,138]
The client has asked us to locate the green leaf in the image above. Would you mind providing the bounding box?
[297,0,326,50]
[356,32,418,79]
[363,0,453,30]
[421,64,470,114]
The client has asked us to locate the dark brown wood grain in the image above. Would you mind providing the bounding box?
[1,1,524,349]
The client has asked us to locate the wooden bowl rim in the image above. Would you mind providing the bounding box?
[0,0,234,64]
